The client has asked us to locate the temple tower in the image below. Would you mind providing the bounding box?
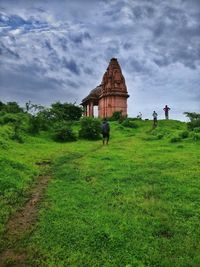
[81,58,129,118]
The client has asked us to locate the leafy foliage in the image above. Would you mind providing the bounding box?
[184,112,200,131]
[11,121,24,143]
[51,102,82,122]
[170,136,181,143]
[179,130,189,139]
[0,101,23,113]
[121,118,138,128]
[28,115,42,135]
[110,111,123,121]
[0,113,21,125]
[187,119,200,131]
[190,132,200,141]
[79,117,101,140]
[184,112,200,121]
[52,123,77,142]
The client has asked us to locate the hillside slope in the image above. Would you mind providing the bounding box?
[0,120,200,266]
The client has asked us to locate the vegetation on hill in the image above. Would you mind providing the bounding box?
[0,101,200,266]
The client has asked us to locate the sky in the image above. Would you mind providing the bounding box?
[0,0,200,120]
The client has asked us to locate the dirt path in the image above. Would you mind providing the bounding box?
[0,147,104,267]
[0,165,51,267]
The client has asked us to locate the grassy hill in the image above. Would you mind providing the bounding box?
[0,120,200,266]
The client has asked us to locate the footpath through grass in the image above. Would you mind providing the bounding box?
[0,120,200,266]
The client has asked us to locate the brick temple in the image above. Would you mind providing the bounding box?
[81,58,129,118]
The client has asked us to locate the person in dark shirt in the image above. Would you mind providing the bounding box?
[163,105,171,119]
[101,118,110,145]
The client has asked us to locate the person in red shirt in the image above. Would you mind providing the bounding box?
[163,105,171,120]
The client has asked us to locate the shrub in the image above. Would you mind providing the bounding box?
[0,138,9,149]
[121,118,138,128]
[0,113,20,125]
[110,111,124,121]
[28,116,41,134]
[157,134,164,140]
[179,131,189,139]
[170,136,181,143]
[11,121,24,143]
[79,117,101,140]
[52,123,77,142]
[190,132,200,141]
[187,119,200,131]
[194,127,200,133]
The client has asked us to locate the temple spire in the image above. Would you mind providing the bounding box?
[81,58,129,118]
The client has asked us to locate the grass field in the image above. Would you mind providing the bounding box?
[0,120,200,266]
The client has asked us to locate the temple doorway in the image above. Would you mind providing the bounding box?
[94,106,98,117]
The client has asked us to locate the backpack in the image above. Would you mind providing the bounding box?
[102,122,110,134]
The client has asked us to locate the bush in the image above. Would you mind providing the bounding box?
[190,132,200,141]
[157,134,164,140]
[111,111,122,121]
[179,131,189,139]
[170,136,181,143]
[79,117,101,140]
[110,111,125,122]
[194,127,200,133]
[0,113,20,125]
[121,118,138,128]
[11,122,24,143]
[0,138,9,149]
[52,123,77,142]
[28,116,41,134]
[187,119,200,131]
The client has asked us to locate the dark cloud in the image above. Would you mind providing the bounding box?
[0,41,20,59]
[0,0,199,120]
[62,58,80,75]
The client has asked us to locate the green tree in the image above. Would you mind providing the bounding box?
[0,101,5,111]
[4,102,23,113]
[51,102,82,121]
[184,112,200,121]
[184,112,200,131]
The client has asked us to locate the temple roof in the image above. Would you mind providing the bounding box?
[81,85,102,105]
[81,58,129,105]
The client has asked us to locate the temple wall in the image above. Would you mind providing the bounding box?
[98,96,127,118]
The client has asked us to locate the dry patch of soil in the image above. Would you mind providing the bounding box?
[0,172,51,267]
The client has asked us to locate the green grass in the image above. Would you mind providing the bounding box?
[0,120,200,266]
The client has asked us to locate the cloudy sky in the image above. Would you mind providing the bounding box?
[0,0,199,120]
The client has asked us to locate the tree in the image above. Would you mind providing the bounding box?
[184,112,200,131]
[3,102,23,113]
[184,112,200,121]
[0,101,5,111]
[51,102,82,121]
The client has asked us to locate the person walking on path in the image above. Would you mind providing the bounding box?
[163,105,171,119]
[101,118,110,145]
[152,111,158,127]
